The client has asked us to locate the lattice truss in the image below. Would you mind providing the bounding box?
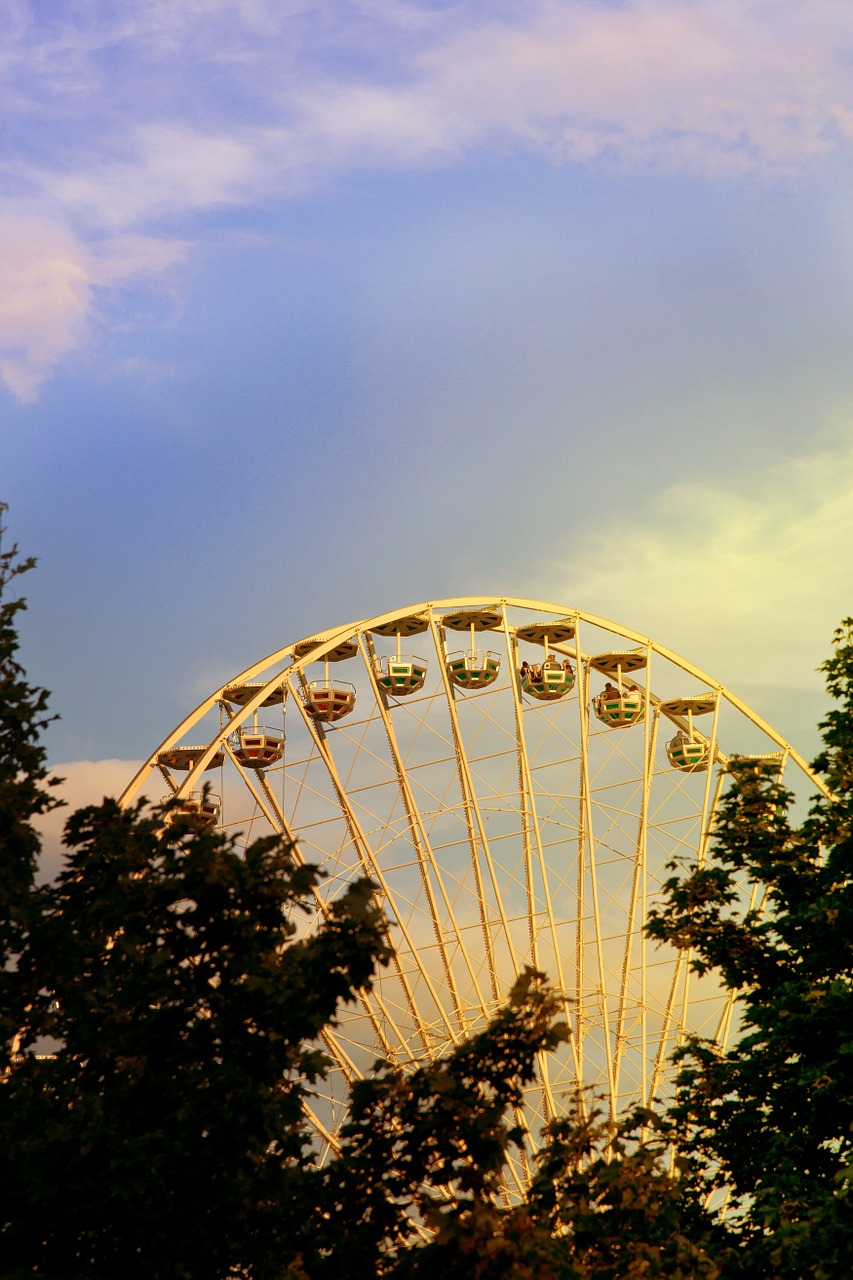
[122,598,827,1192]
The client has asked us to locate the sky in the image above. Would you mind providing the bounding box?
[2,0,853,822]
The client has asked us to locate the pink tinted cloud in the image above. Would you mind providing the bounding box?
[5,1,853,398]
[290,0,853,177]
[13,2,853,235]
[46,125,264,227]
[20,2,853,224]
[0,216,186,402]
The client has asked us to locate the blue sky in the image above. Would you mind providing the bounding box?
[2,0,853,807]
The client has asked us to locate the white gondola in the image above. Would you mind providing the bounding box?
[666,732,710,772]
[590,650,648,729]
[157,745,225,771]
[592,686,644,728]
[441,609,503,692]
[516,617,577,703]
[230,727,285,769]
[370,614,429,697]
[170,791,221,827]
[521,657,575,701]
[300,681,357,723]
[368,614,427,696]
[660,695,716,771]
[446,648,501,690]
[295,636,359,723]
[374,655,428,696]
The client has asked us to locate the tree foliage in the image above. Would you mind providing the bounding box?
[648,618,853,1277]
[3,513,853,1278]
[308,968,567,1278]
[3,799,395,1278]
[0,522,725,1279]
[0,510,60,1061]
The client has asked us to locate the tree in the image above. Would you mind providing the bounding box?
[308,967,568,1280]
[6,505,853,1278]
[0,507,61,1065]
[0,510,403,1277]
[647,619,853,1277]
[2,791,402,1278]
[289,976,728,1280]
[0,514,725,1279]
[520,1106,733,1280]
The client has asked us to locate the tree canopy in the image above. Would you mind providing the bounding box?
[0,510,60,1060]
[2,515,853,1278]
[647,620,853,1278]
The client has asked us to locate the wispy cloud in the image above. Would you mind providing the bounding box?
[6,0,853,393]
[0,215,186,400]
[44,126,264,227]
[13,1,853,202]
[282,0,853,181]
[550,424,853,694]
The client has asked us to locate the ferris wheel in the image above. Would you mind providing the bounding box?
[121,597,827,1193]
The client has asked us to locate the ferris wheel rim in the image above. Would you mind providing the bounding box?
[120,595,829,808]
[120,594,829,1183]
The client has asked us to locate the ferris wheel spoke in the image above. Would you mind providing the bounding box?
[710,852,767,1055]
[612,662,656,1103]
[570,626,589,1104]
[574,644,618,1119]
[428,613,523,991]
[301,1098,342,1158]
[674,734,727,1053]
[287,678,459,1052]
[269,811,417,1066]
[504,621,539,970]
[502,613,584,1122]
[697,698,723,870]
[321,1028,362,1083]
[647,943,687,1109]
[360,631,488,1029]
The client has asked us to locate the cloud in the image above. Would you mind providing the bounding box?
[46,126,265,227]
[285,0,853,179]
[0,216,186,401]
[15,2,853,221]
[549,426,853,695]
[0,219,91,402]
[34,758,147,882]
[7,1,853,393]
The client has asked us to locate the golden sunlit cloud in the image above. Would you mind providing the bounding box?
[551,427,853,693]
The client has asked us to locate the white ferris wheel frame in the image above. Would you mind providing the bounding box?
[120,597,829,1182]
